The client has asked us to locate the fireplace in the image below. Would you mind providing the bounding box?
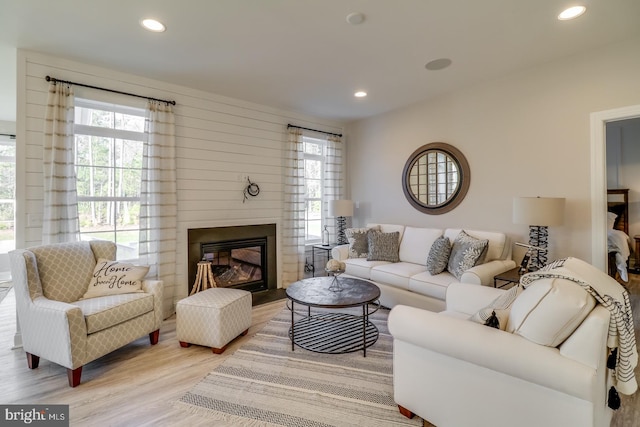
[201,238,266,292]
[187,224,277,295]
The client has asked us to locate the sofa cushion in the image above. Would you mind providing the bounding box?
[72,292,154,334]
[370,262,425,290]
[399,227,443,265]
[426,236,452,275]
[368,231,401,262]
[470,285,523,330]
[447,231,489,280]
[82,259,149,300]
[343,258,390,279]
[444,228,508,262]
[506,277,596,347]
[31,241,98,303]
[409,270,458,300]
[346,225,381,258]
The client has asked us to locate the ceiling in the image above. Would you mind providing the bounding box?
[0,0,639,123]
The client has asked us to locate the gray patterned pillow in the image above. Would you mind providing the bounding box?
[346,226,380,258]
[367,231,400,262]
[426,236,451,275]
[447,230,489,280]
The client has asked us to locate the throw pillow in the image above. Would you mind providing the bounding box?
[608,204,625,229]
[346,225,381,258]
[470,285,523,330]
[426,236,451,275]
[607,212,617,229]
[447,230,489,280]
[367,231,401,262]
[81,258,150,300]
[506,277,596,347]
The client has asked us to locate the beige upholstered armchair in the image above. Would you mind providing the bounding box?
[10,241,163,387]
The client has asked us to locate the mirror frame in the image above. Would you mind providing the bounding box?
[401,142,471,215]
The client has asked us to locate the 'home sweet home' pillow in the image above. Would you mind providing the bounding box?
[81,258,150,299]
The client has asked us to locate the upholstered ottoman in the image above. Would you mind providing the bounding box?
[176,288,252,354]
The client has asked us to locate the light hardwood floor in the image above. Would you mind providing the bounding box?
[0,290,286,426]
[2,277,639,427]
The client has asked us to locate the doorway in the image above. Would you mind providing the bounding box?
[591,104,640,271]
[0,131,15,281]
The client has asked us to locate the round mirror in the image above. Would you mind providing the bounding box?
[402,142,470,214]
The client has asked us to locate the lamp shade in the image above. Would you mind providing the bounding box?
[328,199,354,217]
[513,197,565,226]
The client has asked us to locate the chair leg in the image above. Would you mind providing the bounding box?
[149,329,160,345]
[398,404,415,419]
[67,367,82,387]
[26,352,40,369]
[212,329,249,354]
[212,344,228,354]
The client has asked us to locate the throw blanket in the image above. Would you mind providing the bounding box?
[521,257,638,396]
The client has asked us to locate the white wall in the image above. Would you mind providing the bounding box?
[16,50,344,314]
[607,118,640,239]
[345,35,640,265]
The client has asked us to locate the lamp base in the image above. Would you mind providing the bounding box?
[336,216,347,245]
[528,225,549,271]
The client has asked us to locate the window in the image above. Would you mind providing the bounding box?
[303,136,325,243]
[74,98,146,259]
[0,134,15,255]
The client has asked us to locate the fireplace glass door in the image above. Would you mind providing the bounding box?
[201,238,267,292]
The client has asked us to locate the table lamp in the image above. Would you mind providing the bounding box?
[328,199,353,245]
[513,196,565,271]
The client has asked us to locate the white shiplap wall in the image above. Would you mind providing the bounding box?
[17,50,344,315]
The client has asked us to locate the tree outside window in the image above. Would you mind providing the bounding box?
[74,99,145,259]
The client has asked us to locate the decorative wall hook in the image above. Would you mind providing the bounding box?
[243,176,260,203]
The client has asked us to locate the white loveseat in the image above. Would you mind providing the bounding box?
[331,224,516,311]
[388,281,614,427]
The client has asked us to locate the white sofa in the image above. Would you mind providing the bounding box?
[331,224,516,311]
[388,281,613,427]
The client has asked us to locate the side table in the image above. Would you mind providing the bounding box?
[493,267,522,289]
[311,244,338,277]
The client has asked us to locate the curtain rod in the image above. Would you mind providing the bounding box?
[45,76,176,106]
[287,124,342,138]
[0,133,16,139]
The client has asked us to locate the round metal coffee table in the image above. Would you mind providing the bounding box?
[285,276,380,357]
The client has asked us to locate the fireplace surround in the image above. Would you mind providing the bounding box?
[187,224,277,296]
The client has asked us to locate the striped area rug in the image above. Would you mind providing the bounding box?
[175,307,422,426]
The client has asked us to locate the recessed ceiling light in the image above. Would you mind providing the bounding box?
[354,91,367,98]
[425,58,452,71]
[558,6,586,20]
[141,18,166,32]
[346,13,365,25]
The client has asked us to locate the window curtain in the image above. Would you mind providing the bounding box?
[42,81,80,244]
[139,100,177,315]
[282,128,305,285]
[323,134,344,241]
